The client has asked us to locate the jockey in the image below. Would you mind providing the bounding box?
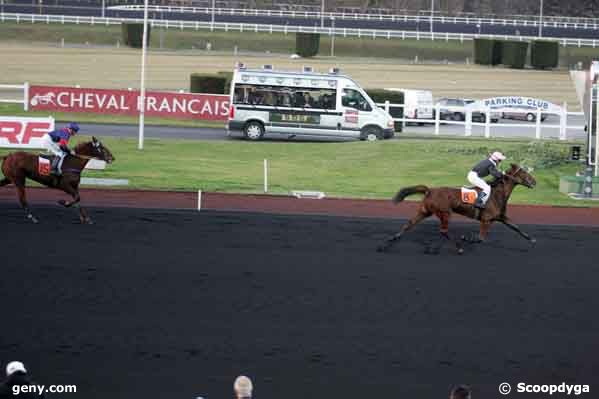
[467,151,506,209]
[42,122,79,175]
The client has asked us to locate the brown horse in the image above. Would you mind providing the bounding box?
[378,164,537,254]
[0,137,114,224]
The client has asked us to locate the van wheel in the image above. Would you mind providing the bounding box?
[526,113,536,122]
[244,121,264,140]
[361,126,382,141]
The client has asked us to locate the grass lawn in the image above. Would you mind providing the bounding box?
[1,135,592,207]
[0,42,580,108]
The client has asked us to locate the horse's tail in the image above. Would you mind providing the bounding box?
[392,185,429,204]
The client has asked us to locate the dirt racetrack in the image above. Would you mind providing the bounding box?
[1,201,598,399]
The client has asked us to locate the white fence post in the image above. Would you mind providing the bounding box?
[434,103,440,135]
[263,159,268,193]
[560,102,567,141]
[23,81,29,111]
[535,108,542,139]
[484,107,491,138]
[465,108,472,136]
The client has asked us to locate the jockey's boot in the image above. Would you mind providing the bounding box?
[50,156,62,176]
[474,192,487,209]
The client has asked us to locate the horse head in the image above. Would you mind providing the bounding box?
[506,163,536,189]
[74,137,115,164]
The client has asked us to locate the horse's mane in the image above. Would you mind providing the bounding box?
[74,141,93,153]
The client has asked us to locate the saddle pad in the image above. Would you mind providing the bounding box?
[38,157,51,176]
[461,187,478,204]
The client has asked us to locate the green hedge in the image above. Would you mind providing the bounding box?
[296,33,320,58]
[121,23,151,49]
[189,74,227,94]
[473,38,495,65]
[365,88,404,132]
[217,71,233,94]
[531,40,559,69]
[501,41,529,69]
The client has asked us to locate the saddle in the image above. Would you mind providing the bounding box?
[37,154,61,176]
[460,187,480,205]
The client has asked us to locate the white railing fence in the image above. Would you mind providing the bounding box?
[378,101,585,140]
[1,12,598,47]
[106,5,599,31]
[0,82,29,111]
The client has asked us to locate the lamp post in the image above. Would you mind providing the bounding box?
[538,0,543,38]
[430,0,434,35]
[211,0,216,26]
[321,0,325,28]
[330,16,335,56]
[138,0,149,150]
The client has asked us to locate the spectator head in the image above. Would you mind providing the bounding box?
[234,375,253,398]
[6,361,27,377]
[450,385,471,399]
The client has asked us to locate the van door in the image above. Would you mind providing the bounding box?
[340,88,373,137]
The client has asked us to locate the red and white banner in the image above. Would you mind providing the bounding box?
[0,116,55,149]
[29,85,229,121]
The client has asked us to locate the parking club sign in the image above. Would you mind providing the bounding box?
[481,96,562,113]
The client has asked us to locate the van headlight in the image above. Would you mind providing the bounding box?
[387,119,395,128]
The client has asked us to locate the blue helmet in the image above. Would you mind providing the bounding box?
[68,122,79,133]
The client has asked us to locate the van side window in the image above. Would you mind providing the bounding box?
[342,89,371,112]
[234,84,335,110]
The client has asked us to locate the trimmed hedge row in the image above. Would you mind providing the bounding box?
[365,89,404,132]
[501,41,529,69]
[190,74,227,94]
[473,38,559,70]
[121,23,151,48]
[189,71,233,94]
[296,33,320,58]
[531,40,559,69]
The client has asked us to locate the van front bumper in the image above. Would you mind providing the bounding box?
[383,128,395,138]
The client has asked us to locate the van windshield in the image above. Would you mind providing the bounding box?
[342,89,372,112]
[234,84,336,109]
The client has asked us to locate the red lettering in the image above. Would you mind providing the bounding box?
[0,121,21,143]
[21,122,50,144]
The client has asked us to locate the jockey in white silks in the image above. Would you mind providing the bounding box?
[467,151,506,209]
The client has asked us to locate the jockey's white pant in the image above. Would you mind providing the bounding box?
[467,171,490,203]
[41,134,67,172]
[42,134,65,157]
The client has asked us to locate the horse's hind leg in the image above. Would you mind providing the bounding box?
[426,211,463,255]
[14,176,38,224]
[377,209,431,252]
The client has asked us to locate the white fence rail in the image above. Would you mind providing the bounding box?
[0,82,29,111]
[378,101,585,141]
[107,5,599,31]
[1,12,599,47]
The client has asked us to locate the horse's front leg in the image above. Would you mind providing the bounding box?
[499,216,536,244]
[59,182,92,224]
[462,220,491,243]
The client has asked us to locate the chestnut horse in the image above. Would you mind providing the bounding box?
[378,164,537,254]
[0,137,114,224]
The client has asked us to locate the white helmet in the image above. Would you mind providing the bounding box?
[491,151,506,161]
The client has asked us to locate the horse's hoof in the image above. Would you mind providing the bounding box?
[457,248,464,255]
[27,214,39,224]
[58,199,67,207]
[530,238,537,245]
